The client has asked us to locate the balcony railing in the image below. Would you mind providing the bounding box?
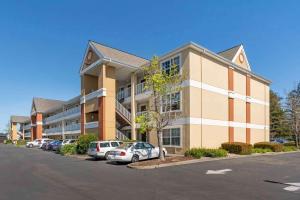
[65,123,80,132]
[44,106,80,124]
[116,129,129,141]
[117,83,149,101]
[85,121,98,129]
[136,111,147,117]
[44,127,62,134]
[23,124,31,130]
[115,100,131,122]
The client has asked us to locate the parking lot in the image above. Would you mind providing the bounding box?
[0,144,300,200]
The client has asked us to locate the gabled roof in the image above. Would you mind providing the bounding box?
[32,97,65,114]
[89,41,149,68]
[218,44,242,61]
[10,116,30,123]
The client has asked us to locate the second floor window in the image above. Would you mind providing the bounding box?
[162,92,181,112]
[162,56,180,75]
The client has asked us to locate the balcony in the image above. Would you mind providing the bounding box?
[44,106,80,125]
[117,82,150,102]
[64,123,80,134]
[23,124,31,130]
[44,127,62,135]
[80,88,107,104]
[136,111,147,117]
[85,121,99,129]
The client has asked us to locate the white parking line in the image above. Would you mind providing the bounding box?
[206,169,232,175]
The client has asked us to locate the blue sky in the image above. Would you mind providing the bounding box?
[0,0,300,131]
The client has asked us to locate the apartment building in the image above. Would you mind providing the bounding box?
[11,40,269,154]
[80,41,270,154]
[10,116,31,141]
[30,96,81,140]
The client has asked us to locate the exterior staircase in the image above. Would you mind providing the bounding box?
[115,99,131,141]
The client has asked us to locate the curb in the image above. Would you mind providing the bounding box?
[127,151,300,170]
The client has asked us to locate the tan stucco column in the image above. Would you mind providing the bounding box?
[22,125,25,140]
[80,79,86,135]
[130,73,137,140]
[98,64,116,140]
[11,122,17,141]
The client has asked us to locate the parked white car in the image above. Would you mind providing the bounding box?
[107,142,167,163]
[87,140,123,159]
[26,138,52,148]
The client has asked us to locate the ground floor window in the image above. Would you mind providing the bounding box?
[162,127,181,147]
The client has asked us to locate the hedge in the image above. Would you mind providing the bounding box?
[221,142,252,155]
[60,144,77,155]
[76,134,98,154]
[185,148,228,158]
[16,140,27,146]
[4,140,13,144]
[252,148,273,154]
[282,146,298,152]
[254,142,283,152]
[283,141,296,147]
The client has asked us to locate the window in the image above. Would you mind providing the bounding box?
[134,143,144,149]
[162,92,181,112]
[111,142,119,147]
[100,142,110,148]
[162,128,181,147]
[161,56,180,75]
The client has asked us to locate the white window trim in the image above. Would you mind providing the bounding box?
[162,125,182,148]
[160,90,183,114]
[160,53,182,75]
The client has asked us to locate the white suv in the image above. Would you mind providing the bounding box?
[88,141,123,159]
[26,138,52,148]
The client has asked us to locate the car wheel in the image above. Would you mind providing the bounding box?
[105,152,110,160]
[29,144,33,148]
[131,155,139,163]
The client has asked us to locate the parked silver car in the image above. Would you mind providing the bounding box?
[107,142,167,163]
[88,140,123,159]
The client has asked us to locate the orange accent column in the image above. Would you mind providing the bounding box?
[81,103,85,135]
[36,113,43,139]
[246,75,251,144]
[228,67,234,143]
[98,96,105,140]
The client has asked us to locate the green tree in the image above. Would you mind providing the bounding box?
[136,56,183,160]
[270,90,289,138]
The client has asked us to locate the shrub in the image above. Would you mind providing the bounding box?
[282,146,298,152]
[254,142,283,152]
[16,140,27,146]
[283,141,296,147]
[185,148,228,158]
[76,134,98,154]
[60,144,77,155]
[4,140,13,144]
[252,148,272,154]
[221,142,252,155]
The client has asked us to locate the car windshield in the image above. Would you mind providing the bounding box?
[117,142,133,150]
[89,143,97,148]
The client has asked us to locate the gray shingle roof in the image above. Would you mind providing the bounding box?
[218,44,242,61]
[10,116,30,123]
[32,98,65,113]
[90,41,148,68]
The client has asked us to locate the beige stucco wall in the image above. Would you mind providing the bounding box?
[83,74,98,94]
[234,127,246,143]
[202,90,228,121]
[250,129,266,144]
[202,125,228,148]
[202,55,228,90]
[251,104,265,125]
[251,78,266,101]
[234,99,246,123]
[234,71,246,95]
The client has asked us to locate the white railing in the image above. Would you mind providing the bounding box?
[117,87,131,100]
[44,106,80,124]
[65,123,80,132]
[44,127,62,134]
[23,124,31,130]
[24,132,31,137]
[136,82,147,95]
[116,129,129,141]
[115,100,131,122]
[85,121,99,129]
[81,88,107,103]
